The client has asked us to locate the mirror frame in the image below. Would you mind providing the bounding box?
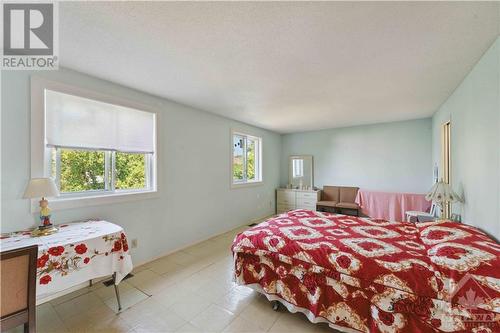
[288,155,314,188]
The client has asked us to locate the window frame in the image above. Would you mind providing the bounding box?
[230,129,263,188]
[31,77,160,212]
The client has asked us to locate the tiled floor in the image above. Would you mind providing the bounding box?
[8,224,336,333]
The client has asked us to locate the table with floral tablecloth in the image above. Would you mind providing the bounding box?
[0,220,133,301]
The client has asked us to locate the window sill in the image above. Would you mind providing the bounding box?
[231,181,264,189]
[30,189,159,213]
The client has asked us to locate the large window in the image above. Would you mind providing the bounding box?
[43,88,156,198]
[232,131,262,186]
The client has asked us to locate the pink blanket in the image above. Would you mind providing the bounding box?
[355,189,431,222]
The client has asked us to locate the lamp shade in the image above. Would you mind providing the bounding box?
[425,180,460,207]
[23,178,59,199]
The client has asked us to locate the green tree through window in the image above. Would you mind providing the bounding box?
[115,152,146,190]
[55,149,148,193]
[60,149,105,192]
[232,133,261,184]
[247,139,255,181]
[233,136,244,181]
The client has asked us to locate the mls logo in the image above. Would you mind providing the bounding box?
[448,273,499,331]
[3,3,53,55]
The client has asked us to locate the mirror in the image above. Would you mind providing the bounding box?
[288,155,313,189]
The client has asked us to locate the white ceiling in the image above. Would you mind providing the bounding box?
[59,2,499,133]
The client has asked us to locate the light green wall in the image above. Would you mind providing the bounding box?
[432,37,500,240]
[1,68,281,264]
[281,118,433,193]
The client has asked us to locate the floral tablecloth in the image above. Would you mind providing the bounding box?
[0,220,133,300]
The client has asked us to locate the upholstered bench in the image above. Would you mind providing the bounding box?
[316,186,361,216]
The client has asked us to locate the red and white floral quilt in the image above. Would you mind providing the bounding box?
[232,210,500,333]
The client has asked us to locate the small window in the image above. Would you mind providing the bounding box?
[232,131,262,186]
[45,89,156,198]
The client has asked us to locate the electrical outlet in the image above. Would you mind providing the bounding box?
[131,238,138,248]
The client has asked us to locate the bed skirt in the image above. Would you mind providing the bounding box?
[242,282,359,333]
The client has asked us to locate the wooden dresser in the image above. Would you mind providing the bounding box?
[276,188,321,214]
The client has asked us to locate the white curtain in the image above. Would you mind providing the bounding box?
[45,89,155,153]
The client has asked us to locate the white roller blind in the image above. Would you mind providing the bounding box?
[45,89,155,153]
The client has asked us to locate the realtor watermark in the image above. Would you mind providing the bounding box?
[453,274,499,330]
[1,1,58,70]
[390,273,498,331]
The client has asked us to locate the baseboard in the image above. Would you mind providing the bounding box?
[133,213,275,269]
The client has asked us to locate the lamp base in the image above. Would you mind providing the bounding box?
[31,225,58,237]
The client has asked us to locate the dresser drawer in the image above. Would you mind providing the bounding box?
[297,192,319,201]
[277,204,295,214]
[277,191,296,205]
[297,198,318,207]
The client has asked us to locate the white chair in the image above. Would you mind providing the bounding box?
[405,203,436,223]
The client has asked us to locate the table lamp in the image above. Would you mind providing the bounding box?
[425,179,461,220]
[23,178,59,236]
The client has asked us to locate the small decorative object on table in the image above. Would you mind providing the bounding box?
[425,178,462,220]
[23,178,60,237]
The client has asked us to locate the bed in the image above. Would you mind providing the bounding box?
[232,209,500,333]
